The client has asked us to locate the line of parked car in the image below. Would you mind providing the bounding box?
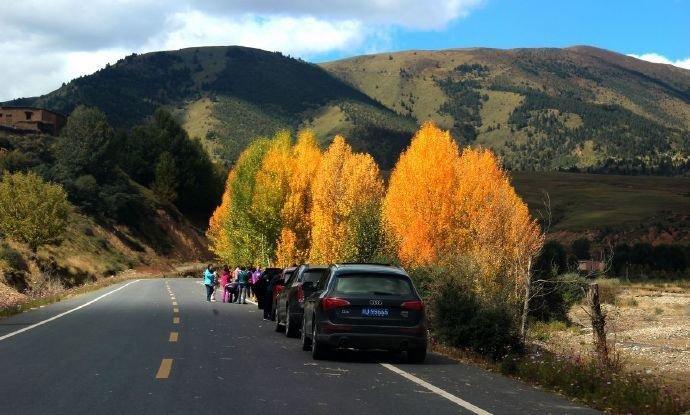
[263,263,428,362]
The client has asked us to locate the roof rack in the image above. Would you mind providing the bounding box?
[332,262,402,268]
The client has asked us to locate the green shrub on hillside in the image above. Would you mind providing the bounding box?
[0,171,70,251]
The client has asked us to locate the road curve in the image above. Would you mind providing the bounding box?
[0,279,598,415]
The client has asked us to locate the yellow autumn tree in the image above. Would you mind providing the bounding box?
[383,122,542,305]
[207,170,235,260]
[207,137,272,264]
[275,131,322,266]
[251,131,293,263]
[451,148,543,303]
[309,135,384,263]
[382,122,460,266]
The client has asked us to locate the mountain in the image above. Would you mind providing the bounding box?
[5,46,414,167]
[4,45,690,173]
[323,46,690,174]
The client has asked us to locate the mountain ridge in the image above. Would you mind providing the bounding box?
[4,44,689,173]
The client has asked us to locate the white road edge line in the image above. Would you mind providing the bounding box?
[380,363,492,415]
[0,280,141,342]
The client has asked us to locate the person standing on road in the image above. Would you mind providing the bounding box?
[203,264,215,302]
[255,270,272,320]
[250,266,261,300]
[236,266,249,304]
[219,265,231,303]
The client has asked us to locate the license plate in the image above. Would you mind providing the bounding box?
[361,307,389,317]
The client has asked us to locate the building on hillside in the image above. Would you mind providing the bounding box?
[0,106,66,135]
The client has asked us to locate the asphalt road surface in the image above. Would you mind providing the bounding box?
[0,279,599,415]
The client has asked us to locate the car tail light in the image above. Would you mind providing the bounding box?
[401,300,424,311]
[297,285,305,303]
[321,297,350,311]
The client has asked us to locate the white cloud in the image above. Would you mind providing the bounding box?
[0,0,484,101]
[158,12,367,56]
[627,53,690,70]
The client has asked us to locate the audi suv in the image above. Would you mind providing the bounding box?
[300,263,427,362]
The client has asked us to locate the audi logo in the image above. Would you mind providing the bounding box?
[369,300,383,306]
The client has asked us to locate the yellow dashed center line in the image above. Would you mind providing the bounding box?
[173,307,179,313]
[172,301,178,306]
[173,317,180,324]
[155,359,173,379]
[169,332,179,342]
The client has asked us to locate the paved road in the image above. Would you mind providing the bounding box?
[0,279,598,415]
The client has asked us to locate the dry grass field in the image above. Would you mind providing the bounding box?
[532,280,690,395]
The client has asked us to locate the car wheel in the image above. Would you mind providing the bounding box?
[301,315,312,351]
[407,347,427,363]
[285,307,299,338]
[311,323,329,360]
[271,300,277,321]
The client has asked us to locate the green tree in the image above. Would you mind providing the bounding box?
[54,105,114,180]
[0,171,70,251]
[120,109,222,215]
[152,152,178,203]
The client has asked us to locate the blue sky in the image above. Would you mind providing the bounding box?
[1,0,689,101]
[314,0,690,62]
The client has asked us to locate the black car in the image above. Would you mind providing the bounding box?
[300,264,427,362]
[270,267,296,321]
[274,264,328,337]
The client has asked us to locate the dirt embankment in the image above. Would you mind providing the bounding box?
[1,206,211,311]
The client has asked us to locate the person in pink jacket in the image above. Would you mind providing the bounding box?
[219,266,232,303]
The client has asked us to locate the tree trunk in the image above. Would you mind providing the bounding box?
[520,258,532,340]
[587,283,609,367]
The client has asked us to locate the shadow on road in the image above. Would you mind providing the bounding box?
[318,348,454,366]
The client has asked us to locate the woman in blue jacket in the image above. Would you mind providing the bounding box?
[203,264,216,301]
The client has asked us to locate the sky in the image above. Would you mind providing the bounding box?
[1,0,689,101]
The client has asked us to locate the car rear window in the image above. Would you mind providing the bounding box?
[283,271,294,283]
[302,269,326,283]
[332,273,413,296]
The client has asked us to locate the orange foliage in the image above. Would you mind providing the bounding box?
[383,122,542,302]
[382,122,460,266]
[452,148,543,300]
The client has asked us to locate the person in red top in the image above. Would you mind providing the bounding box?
[219,265,232,303]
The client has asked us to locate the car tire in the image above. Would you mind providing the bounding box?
[271,300,277,321]
[285,307,299,338]
[311,324,329,360]
[301,315,312,351]
[407,347,427,363]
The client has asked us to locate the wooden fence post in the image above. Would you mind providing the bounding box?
[587,283,609,367]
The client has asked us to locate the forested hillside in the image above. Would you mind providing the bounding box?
[323,46,690,174]
[0,107,219,307]
[5,46,414,167]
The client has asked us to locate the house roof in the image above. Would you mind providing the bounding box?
[0,106,67,118]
